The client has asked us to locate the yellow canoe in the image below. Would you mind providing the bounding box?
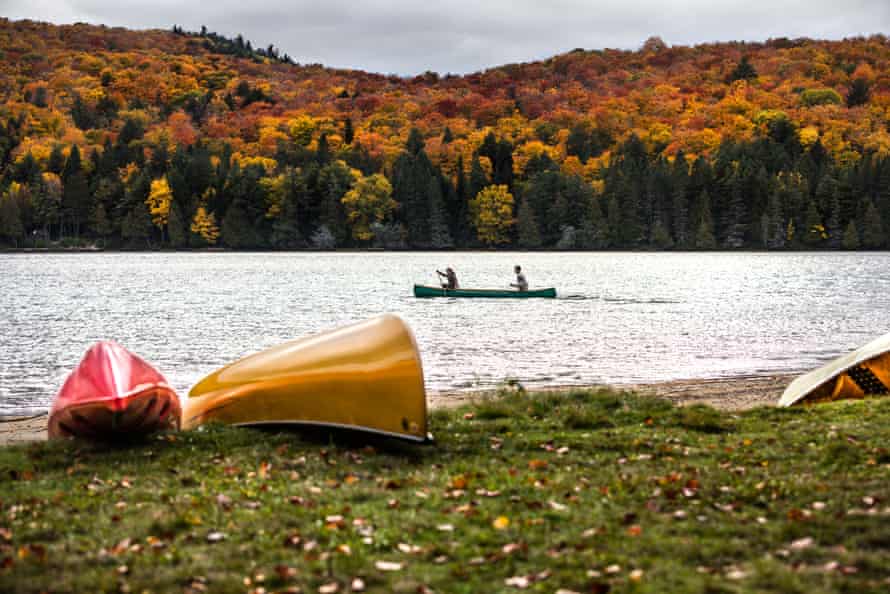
[183,314,431,442]
[780,332,890,406]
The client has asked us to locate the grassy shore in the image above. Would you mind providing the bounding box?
[1,387,888,593]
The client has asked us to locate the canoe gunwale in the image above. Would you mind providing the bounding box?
[228,419,434,443]
[413,284,556,298]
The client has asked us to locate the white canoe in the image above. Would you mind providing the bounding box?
[779,332,890,407]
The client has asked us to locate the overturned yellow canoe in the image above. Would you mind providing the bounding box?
[183,315,430,442]
[779,332,890,407]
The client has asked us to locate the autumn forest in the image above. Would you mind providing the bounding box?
[1,19,889,250]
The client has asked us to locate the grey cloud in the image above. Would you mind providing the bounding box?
[2,0,888,74]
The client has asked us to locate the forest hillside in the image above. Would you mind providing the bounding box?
[1,19,889,249]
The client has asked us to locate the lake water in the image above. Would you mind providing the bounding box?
[1,252,889,416]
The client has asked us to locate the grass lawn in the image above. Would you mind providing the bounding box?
[1,387,889,593]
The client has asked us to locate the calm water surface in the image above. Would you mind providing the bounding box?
[2,252,889,415]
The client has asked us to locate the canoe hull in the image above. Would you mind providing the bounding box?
[779,332,890,407]
[48,342,181,439]
[183,314,430,442]
[413,284,556,298]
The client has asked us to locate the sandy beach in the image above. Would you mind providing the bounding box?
[0,373,794,447]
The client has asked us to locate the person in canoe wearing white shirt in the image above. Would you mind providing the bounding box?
[511,265,528,291]
[437,267,459,290]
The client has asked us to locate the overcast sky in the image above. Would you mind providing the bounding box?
[3,0,889,74]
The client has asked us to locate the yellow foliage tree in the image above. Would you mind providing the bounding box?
[470,185,515,246]
[288,115,317,146]
[146,177,172,229]
[799,126,820,148]
[341,173,396,242]
[260,174,287,219]
[190,207,220,246]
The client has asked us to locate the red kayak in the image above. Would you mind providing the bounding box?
[48,342,181,439]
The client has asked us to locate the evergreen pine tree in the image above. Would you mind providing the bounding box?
[452,157,471,245]
[343,118,354,145]
[391,128,435,246]
[221,197,259,248]
[270,169,303,248]
[842,220,860,250]
[650,219,674,248]
[516,198,542,248]
[0,191,24,245]
[694,190,717,249]
[722,174,746,248]
[671,181,688,247]
[468,155,489,203]
[47,145,66,174]
[316,133,330,164]
[862,200,884,248]
[803,200,825,246]
[168,203,189,248]
[729,56,758,82]
[846,77,871,108]
[606,195,621,248]
[765,189,785,249]
[317,161,352,245]
[427,177,453,248]
[62,170,91,238]
[91,202,113,241]
[825,192,842,249]
[120,203,153,247]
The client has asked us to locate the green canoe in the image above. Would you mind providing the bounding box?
[413,284,557,298]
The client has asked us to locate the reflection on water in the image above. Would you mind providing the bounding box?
[1,251,889,415]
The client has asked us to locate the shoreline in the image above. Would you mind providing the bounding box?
[4,247,890,254]
[0,373,794,447]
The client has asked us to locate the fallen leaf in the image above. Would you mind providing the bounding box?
[504,576,530,588]
[528,459,548,470]
[450,475,468,489]
[274,565,297,580]
[502,542,523,555]
[17,544,46,562]
[493,516,510,530]
[790,537,814,551]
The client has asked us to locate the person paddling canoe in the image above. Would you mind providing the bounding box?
[510,265,528,291]
[437,267,459,290]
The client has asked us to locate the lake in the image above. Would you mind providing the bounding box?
[1,251,888,416]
